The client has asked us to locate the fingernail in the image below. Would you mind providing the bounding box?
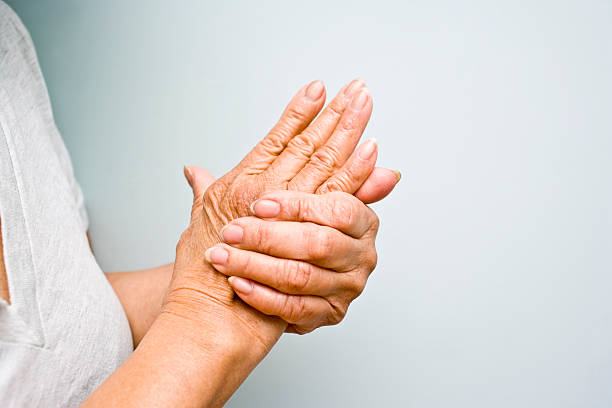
[228,276,253,295]
[205,245,228,264]
[350,89,369,110]
[344,78,366,95]
[251,199,281,218]
[358,138,377,160]
[183,166,193,187]
[221,224,243,244]
[393,170,402,182]
[305,80,324,100]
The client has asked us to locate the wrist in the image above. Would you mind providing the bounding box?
[86,306,270,408]
[153,310,263,362]
[161,273,283,359]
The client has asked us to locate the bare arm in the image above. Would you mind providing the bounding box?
[105,264,173,347]
[84,79,398,406]
[85,265,276,407]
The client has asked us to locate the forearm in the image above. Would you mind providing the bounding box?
[105,263,173,347]
[82,311,268,407]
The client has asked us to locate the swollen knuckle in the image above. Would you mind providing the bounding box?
[292,326,314,335]
[282,296,307,323]
[327,301,347,325]
[259,133,285,154]
[309,148,337,174]
[364,249,378,272]
[288,133,317,157]
[351,275,368,298]
[331,194,358,230]
[286,106,309,123]
[316,182,334,195]
[308,228,334,260]
[281,261,312,292]
[296,195,316,221]
[318,176,349,195]
[364,207,380,233]
[371,212,380,232]
[253,223,273,252]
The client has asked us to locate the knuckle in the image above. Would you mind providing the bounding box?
[285,105,309,123]
[295,194,315,222]
[316,182,334,195]
[307,228,335,260]
[326,301,347,326]
[259,133,285,154]
[287,133,317,157]
[281,295,307,323]
[291,326,314,335]
[330,193,359,231]
[326,101,344,119]
[318,175,350,195]
[240,250,254,273]
[364,248,378,272]
[226,183,264,219]
[253,222,273,253]
[371,212,380,232]
[280,261,312,293]
[349,274,369,299]
[309,147,339,174]
[338,114,359,133]
[203,180,227,207]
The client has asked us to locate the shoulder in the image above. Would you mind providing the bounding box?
[0,2,32,51]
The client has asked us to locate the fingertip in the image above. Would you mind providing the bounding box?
[228,276,253,295]
[354,167,400,204]
[305,80,325,101]
[343,78,367,96]
[393,170,402,182]
[251,199,281,218]
[183,165,194,188]
[205,245,229,265]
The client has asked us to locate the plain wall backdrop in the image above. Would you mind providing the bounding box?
[7,1,612,407]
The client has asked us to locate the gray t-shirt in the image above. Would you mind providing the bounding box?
[0,2,133,406]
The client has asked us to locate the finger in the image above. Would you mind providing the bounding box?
[227,276,341,331]
[184,165,217,220]
[228,80,327,177]
[251,190,376,238]
[354,167,401,204]
[220,217,361,270]
[289,88,373,192]
[205,244,348,296]
[265,78,366,180]
[316,138,377,197]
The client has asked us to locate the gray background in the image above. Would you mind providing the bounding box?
[7,0,612,407]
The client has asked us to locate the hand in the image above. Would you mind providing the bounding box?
[86,80,398,408]
[163,79,392,352]
[205,191,380,334]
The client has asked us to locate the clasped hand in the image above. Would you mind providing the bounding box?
[164,79,398,353]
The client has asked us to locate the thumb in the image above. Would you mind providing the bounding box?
[184,165,216,219]
[354,167,401,204]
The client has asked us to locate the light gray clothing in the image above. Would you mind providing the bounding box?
[0,2,132,406]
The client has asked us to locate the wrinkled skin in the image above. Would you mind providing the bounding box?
[163,79,383,353]
[210,190,381,334]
